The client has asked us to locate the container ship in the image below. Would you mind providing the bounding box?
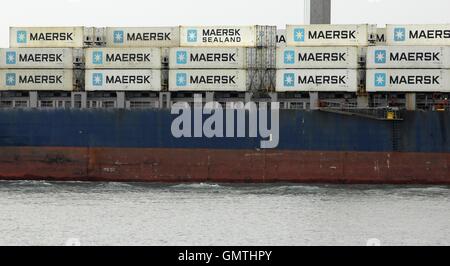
[0,24,449,184]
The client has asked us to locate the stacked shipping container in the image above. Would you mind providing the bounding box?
[169,26,277,92]
[84,27,180,92]
[0,27,91,92]
[366,24,450,93]
[275,24,376,92]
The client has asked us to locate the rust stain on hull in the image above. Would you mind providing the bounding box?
[0,146,449,184]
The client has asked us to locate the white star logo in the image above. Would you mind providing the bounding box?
[177,53,185,62]
[94,53,102,62]
[376,52,385,62]
[285,52,294,62]
[7,54,15,63]
[295,31,303,40]
[178,75,186,84]
[7,75,15,84]
[376,75,385,85]
[17,32,26,42]
[395,30,404,40]
[114,32,123,42]
[94,75,102,85]
[285,75,294,85]
[188,32,197,41]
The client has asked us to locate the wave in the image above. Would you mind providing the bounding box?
[170,183,225,189]
[2,180,53,187]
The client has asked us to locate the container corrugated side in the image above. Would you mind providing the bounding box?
[366,46,450,69]
[169,69,247,91]
[276,46,360,69]
[169,47,246,69]
[0,69,75,91]
[179,26,257,47]
[246,48,276,69]
[85,70,161,91]
[0,48,81,69]
[366,69,450,92]
[376,28,386,45]
[386,24,450,46]
[276,69,360,92]
[286,24,376,46]
[105,27,180,47]
[85,48,162,69]
[9,27,89,48]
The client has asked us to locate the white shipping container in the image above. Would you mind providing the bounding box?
[276,30,287,47]
[85,70,161,91]
[0,69,75,91]
[386,24,450,46]
[180,26,257,47]
[276,46,361,69]
[169,69,247,91]
[286,24,376,46]
[169,47,246,69]
[366,69,450,92]
[376,28,386,45]
[85,48,162,69]
[105,27,180,47]
[10,27,90,48]
[276,69,360,92]
[366,46,450,69]
[0,48,82,69]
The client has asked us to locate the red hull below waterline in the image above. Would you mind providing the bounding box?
[0,147,449,184]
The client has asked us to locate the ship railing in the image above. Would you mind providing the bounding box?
[319,105,403,121]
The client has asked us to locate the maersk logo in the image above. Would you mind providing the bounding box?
[394,28,406,42]
[113,31,124,43]
[5,73,16,86]
[293,28,305,42]
[92,73,103,86]
[187,29,197,42]
[17,31,27,43]
[284,73,295,87]
[6,51,16,64]
[374,50,386,64]
[92,51,103,64]
[176,73,187,86]
[375,73,386,87]
[284,50,295,64]
[176,51,187,64]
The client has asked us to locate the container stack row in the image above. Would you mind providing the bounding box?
[168,26,276,92]
[275,24,377,93]
[3,25,450,94]
[0,27,92,92]
[366,24,450,93]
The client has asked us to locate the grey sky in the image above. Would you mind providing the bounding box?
[1,0,450,47]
